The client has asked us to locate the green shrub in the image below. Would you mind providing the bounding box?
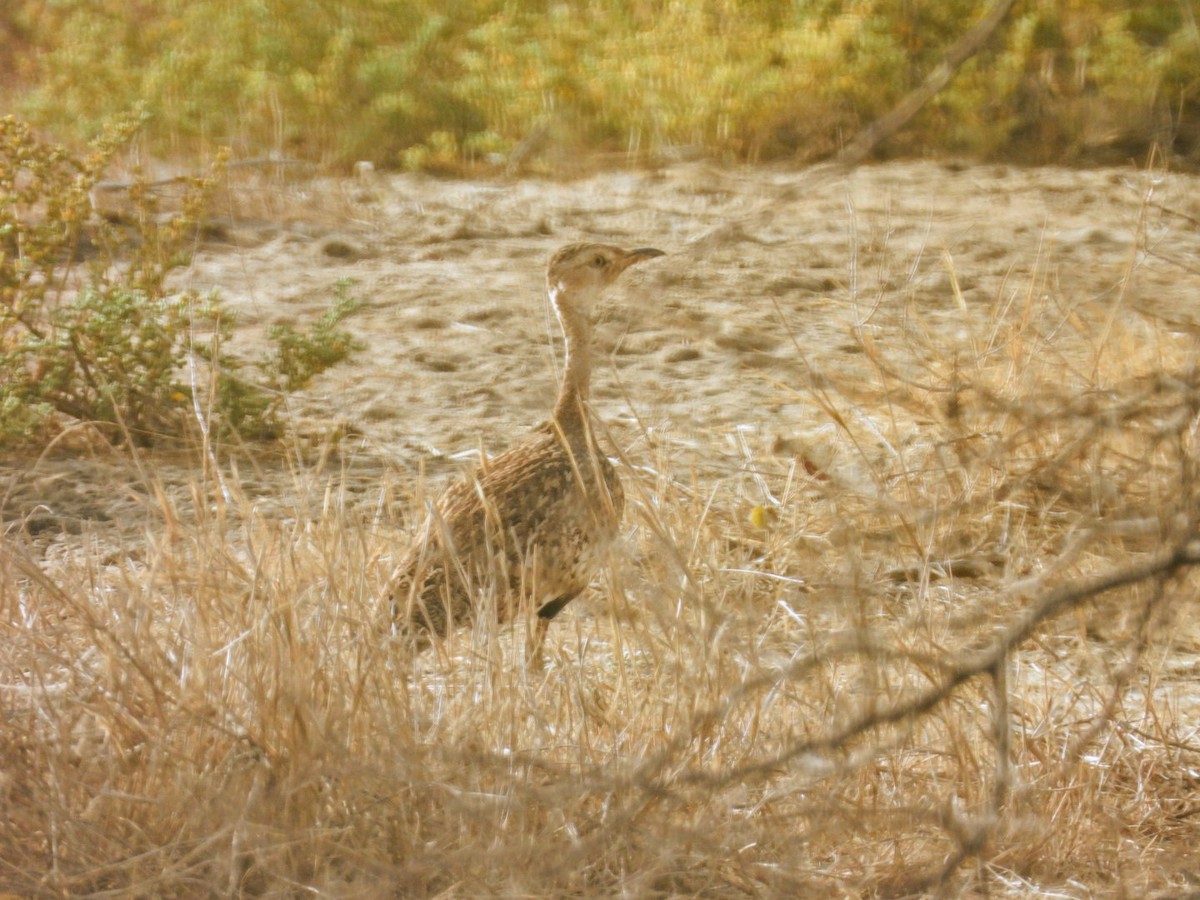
[0,116,361,449]
[4,286,193,443]
[210,280,364,441]
[264,280,363,394]
[6,2,1198,166]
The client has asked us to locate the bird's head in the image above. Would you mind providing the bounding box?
[546,243,665,308]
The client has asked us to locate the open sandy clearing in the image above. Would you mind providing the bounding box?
[3,160,1200,895]
[9,159,1200,537]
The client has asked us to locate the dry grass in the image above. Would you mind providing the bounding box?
[5,223,1200,897]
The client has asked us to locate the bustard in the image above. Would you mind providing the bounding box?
[388,242,665,658]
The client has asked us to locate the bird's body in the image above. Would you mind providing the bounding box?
[389,242,663,653]
[394,419,623,637]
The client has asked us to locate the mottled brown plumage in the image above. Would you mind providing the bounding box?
[389,242,664,654]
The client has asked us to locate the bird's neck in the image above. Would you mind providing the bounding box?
[549,284,594,431]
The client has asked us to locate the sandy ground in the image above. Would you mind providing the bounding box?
[4,159,1200,895]
[4,158,1200,545]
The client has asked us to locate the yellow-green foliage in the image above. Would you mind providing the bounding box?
[0,114,205,444]
[0,117,363,448]
[3,0,1197,167]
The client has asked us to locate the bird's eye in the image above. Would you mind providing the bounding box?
[592,255,607,268]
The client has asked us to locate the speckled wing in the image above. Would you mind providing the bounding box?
[389,427,623,642]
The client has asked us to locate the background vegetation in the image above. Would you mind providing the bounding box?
[1,0,1197,169]
[0,117,362,448]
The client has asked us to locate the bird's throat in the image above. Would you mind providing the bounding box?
[550,286,593,429]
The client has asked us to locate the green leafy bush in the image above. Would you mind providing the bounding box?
[264,280,362,394]
[4,1,1197,167]
[4,287,192,443]
[207,282,364,441]
[0,116,361,449]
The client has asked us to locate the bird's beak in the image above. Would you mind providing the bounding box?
[617,247,666,271]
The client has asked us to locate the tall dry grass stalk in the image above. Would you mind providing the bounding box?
[4,218,1200,896]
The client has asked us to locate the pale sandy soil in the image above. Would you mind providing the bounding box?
[5,158,1199,544]
[5,160,1200,895]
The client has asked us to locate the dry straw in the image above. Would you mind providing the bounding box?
[3,183,1200,897]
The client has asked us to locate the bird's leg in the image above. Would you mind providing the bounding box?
[527,616,550,670]
[527,591,580,669]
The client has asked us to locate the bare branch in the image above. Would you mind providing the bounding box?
[840,0,1017,165]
